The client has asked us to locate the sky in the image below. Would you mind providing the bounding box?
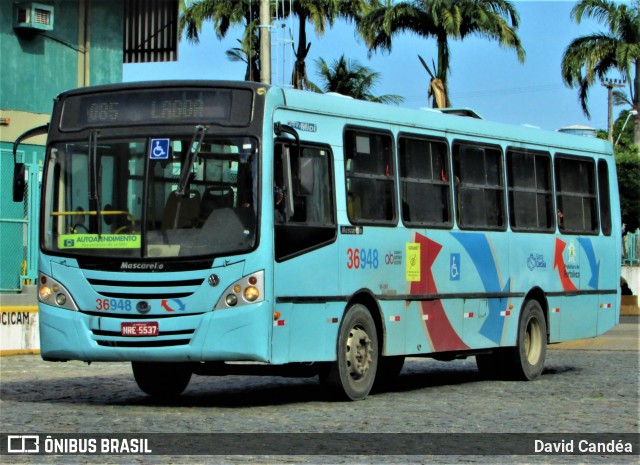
[123,0,633,132]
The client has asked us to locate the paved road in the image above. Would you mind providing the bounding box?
[1,317,637,465]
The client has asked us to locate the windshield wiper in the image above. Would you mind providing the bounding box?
[177,125,208,195]
[88,129,102,236]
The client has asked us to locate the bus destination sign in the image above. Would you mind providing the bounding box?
[59,88,252,130]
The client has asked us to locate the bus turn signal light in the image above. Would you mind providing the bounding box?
[37,272,78,311]
[214,270,265,310]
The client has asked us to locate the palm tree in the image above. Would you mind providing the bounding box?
[180,0,261,81]
[314,54,403,104]
[180,1,375,87]
[286,1,338,90]
[358,0,525,108]
[275,1,375,90]
[225,28,260,82]
[561,0,639,145]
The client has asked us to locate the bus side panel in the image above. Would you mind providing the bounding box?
[597,254,620,335]
[509,233,560,341]
[338,226,408,356]
[272,245,341,364]
[592,231,619,336]
[556,238,598,342]
[448,231,512,350]
[401,229,460,355]
[576,236,607,339]
[270,302,342,363]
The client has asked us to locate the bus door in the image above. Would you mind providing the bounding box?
[271,133,339,363]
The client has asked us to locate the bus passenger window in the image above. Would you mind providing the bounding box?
[343,128,396,225]
[555,155,598,234]
[453,142,505,230]
[597,159,612,236]
[506,149,553,232]
[399,135,451,227]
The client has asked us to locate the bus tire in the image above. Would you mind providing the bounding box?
[326,304,379,401]
[132,362,192,397]
[504,299,547,380]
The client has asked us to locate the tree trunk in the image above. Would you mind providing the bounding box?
[436,35,451,108]
[292,13,308,90]
[634,57,639,147]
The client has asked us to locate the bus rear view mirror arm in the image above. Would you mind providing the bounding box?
[12,124,49,202]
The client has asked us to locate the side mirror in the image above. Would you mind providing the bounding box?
[13,163,25,202]
[12,123,49,202]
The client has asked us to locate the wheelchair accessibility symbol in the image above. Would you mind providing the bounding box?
[450,253,460,281]
[149,138,170,160]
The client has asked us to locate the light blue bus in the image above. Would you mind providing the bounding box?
[14,81,621,400]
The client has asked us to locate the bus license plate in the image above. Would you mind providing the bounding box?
[121,322,159,337]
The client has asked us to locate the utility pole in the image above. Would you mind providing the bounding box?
[601,77,625,143]
[259,0,271,85]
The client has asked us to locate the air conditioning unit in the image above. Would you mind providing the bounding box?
[14,2,54,31]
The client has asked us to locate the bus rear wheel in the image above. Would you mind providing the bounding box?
[132,362,192,397]
[325,304,379,401]
[504,299,547,380]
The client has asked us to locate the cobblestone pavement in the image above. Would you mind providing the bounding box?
[1,318,638,465]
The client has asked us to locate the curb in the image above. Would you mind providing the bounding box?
[621,295,639,316]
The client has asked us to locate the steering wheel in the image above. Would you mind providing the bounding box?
[115,225,135,234]
[70,223,89,234]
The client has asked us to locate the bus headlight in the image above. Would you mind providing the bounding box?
[38,284,52,301]
[244,286,259,302]
[215,270,264,310]
[38,273,78,311]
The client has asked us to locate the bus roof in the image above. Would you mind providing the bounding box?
[277,87,613,156]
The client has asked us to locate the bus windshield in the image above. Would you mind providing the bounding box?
[42,133,258,259]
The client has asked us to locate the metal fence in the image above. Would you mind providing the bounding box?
[623,229,640,266]
[0,149,41,292]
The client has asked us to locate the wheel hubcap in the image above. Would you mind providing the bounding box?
[525,318,542,365]
[345,326,373,380]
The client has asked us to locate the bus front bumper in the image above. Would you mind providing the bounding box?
[38,301,272,363]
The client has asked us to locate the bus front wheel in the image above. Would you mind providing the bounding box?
[504,299,547,380]
[325,304,379,401]
[132,362,192,397]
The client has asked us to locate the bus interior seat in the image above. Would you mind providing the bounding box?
[200,208,249,247]
[200,185,234,220]
[162,190,201,229]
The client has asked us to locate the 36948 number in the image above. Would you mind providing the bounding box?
[95,298,132,312]
[346,248,379,270]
